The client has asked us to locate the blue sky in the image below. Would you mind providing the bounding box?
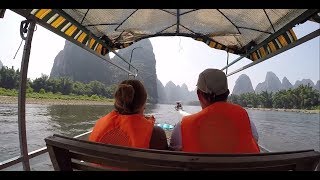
[0,10,319,93]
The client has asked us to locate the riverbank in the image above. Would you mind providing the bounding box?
[0,95,114,105]
[245,107,319,114]
[1,95,319,113]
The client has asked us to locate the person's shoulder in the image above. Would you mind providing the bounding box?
[182,111,201,121]
[181,111,205,126]
[227,102,247,112]
[227,102,243,108]
[96,110,117,123]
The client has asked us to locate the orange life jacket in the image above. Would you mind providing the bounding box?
[181,102,260,153]
[89,110,155,149]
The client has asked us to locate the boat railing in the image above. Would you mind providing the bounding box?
[0,129,275,170]
[45,134,320,171]
[0,130,92,170]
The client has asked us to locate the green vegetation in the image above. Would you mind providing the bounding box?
[0,66,115,102]
[228,85,320,110]
[310,105,320,110]
[1,66,319,109]
[0,87,114,102]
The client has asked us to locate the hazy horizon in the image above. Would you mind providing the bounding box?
[0,10,319,94]
[1,57,317,93]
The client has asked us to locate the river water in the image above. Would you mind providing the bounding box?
[0,103,319,163]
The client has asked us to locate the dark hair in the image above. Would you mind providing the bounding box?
[198,89,230,104]
[114,79,147,115]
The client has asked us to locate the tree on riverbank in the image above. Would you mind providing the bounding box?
[228,84,320,110]
[0,66,20,89]
[1,66,319,108]
[0,66,117,99]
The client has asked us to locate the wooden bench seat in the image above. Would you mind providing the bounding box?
[45,134,320,171]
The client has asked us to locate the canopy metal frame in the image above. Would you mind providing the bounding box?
[0,9,5,18]
[221,9,319,71]
[12,9,139,76]
[17,19,35,171]
[227,29,320,77]
[263,9,276,33]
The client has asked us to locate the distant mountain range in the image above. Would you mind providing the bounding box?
[232,71,320,95]
[157,80,197,104]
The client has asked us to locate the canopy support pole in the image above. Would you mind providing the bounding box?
[18,19,36,171]
[109,49,138,77]
[221,56,245,71]
[176,9,180,33]
[128,47,142,79]
[227,29,320,77]
[226,52,229,75]
[0,9,6,18]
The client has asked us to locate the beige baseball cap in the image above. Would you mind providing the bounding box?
[196,68,228,95]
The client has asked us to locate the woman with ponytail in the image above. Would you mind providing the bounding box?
[89,79,168,150]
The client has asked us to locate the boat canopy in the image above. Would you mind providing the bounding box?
[10,9,318,63]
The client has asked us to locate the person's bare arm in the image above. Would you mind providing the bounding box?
[169,122,182,151]
[250,119,259,143]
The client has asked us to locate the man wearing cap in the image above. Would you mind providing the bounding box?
[170,68,260,153]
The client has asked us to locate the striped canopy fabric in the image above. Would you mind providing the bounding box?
[11,9,317,61]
